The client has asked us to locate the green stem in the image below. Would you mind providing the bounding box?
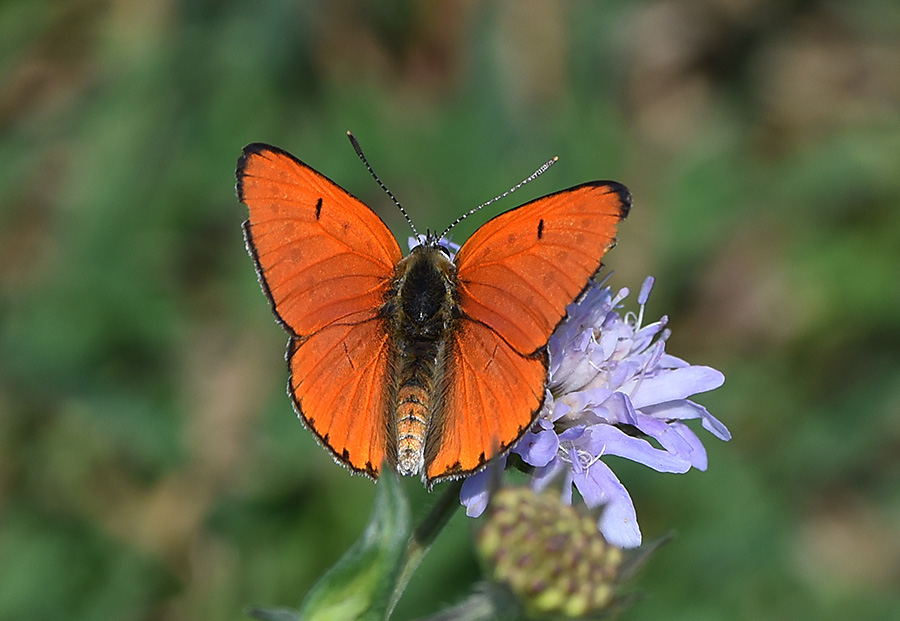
[386,480,464,618]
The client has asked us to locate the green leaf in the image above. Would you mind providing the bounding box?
[252,470,410,621]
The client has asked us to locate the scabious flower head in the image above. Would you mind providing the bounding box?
[476,486,624,618]
[461,276,730,548]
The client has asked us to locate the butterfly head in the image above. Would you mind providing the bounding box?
[408,231,460,260]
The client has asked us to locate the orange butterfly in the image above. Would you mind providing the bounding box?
[236,137,630,487]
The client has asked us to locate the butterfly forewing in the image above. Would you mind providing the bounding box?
[453,182,631,355]
[237,144,402,336]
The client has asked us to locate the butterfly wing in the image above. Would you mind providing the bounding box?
[425,181,631,483]
[287,322,392,478]
[237,143,402,477]
[424,319,548,482]
[454,182,632,355]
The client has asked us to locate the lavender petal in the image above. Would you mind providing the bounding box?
[513,428,559,467]
[572,460,642,548]
[584,424,692,473]
[670,421,709,470]
[642,400,732,441]
[459,459,504,517]
[626,365,725,408]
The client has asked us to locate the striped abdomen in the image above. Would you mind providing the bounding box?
[384,244,457,478]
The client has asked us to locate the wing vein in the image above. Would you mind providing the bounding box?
[251,226,394,269]
[465,261,558,318]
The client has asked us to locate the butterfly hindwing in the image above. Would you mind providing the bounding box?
[425,319,547,484]
[288,320,392,477]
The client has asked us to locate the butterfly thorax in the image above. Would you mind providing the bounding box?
[383,244,459,478]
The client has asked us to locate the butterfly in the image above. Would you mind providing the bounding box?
[236,136,630,487]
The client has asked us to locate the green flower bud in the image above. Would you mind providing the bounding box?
[476,486,624,618]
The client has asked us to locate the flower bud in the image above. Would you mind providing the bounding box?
[476,486,623,618]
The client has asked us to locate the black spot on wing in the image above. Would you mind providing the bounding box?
[315,197,322,220]
[537,218,544,239]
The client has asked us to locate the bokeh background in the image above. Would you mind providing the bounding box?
[2,1,899,619]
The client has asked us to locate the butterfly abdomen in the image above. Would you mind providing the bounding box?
[385,245,458,477]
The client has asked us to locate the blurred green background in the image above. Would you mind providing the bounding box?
[2,1,899,619]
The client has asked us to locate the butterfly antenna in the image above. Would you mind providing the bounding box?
[347,131,419,238]
[439,155,558,240]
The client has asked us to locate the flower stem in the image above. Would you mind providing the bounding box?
[386,480,464,618]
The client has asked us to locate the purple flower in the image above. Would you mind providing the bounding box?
[461,276,730,548]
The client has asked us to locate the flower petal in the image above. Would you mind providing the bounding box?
[601,391,638,425]
[584,424,691,473]
[670,421,708,470]
[626,365,725,408]
[559,388,613,415]
[459,459,505,517]
[558,425,586,442]
[572,460,642,548]
[658,353,690,369]
[642,400,732,441]
[514,428,559,467]
[632,413,697,467]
